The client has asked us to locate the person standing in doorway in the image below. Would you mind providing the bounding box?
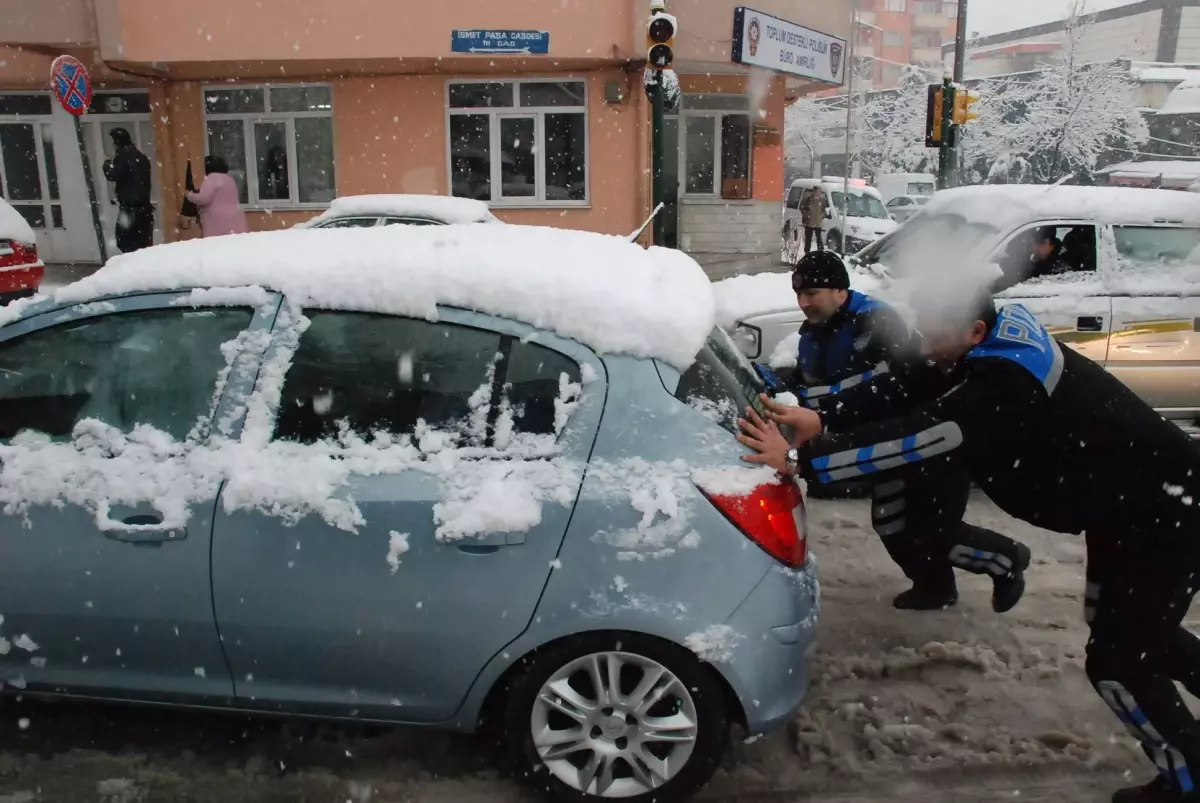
[187,156,248,238]
[102,127,153,254]
[801,185,826,257]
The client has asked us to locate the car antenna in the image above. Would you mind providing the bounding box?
[628,202,665,244]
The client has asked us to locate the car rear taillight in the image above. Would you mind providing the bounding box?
[701,480,806,567]
[0,240,37,269]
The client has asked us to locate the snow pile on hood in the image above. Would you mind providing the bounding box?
[711,268,883,331]
[50,224,716,368]
[301,194,499,227]
[0,199,36,246]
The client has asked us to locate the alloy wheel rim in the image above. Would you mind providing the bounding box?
[530,650,699,798]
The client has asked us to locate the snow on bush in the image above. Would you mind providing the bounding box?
[684,624,743,663]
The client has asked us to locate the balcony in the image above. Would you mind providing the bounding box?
[914,13,953,33]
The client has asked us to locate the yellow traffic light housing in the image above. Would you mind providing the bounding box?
[953,89,981,125]
[647,10,677,68]
[925,85,945,147]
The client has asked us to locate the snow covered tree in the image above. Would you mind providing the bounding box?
[859,66,937,176]
[961,1,1148,183]
[785,94,851,177]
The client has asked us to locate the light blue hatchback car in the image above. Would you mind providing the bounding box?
[0,224,817,802]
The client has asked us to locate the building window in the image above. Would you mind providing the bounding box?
[672,94,752,199]
[203,85,336,208]
[883,30,905,47]
[0,94,61,230]
[912,29,943,48]
[943,2,958,15]
[914,1,941,13]
[447,80,588,206]
[884,0,906,11]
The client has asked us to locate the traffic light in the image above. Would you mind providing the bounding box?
[953,88,981,125]
[925,85,945,147]
[647,2,677,68]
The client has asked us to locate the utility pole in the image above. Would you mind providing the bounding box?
[651,72,665,246]
[943,0,970,187]
[937,75,955,189]
[645,1,677,247]
[953,0,969,83]
[841,4,857,251]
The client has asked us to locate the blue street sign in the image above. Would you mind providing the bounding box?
[452,30,549,55]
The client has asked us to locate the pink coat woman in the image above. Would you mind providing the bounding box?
[187,156,249,237]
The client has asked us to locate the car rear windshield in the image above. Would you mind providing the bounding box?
[675,327,766,433]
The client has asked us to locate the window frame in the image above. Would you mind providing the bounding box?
[669,94,754,200]
[884,0,907,11]
[0,91,61,231]
[445,78,590,209]
[201,83,336,211]
[990,220,1100,293]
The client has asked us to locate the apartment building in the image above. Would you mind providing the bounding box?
[853,0,959,88]
[0,0,851,277]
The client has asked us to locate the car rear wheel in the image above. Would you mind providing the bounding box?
[502,632,729,802]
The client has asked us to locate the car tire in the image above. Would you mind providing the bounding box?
[501,632,730,802]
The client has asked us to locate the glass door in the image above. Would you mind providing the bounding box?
[82,93,161,252]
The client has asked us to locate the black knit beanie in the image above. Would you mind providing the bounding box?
[791,251,850,292]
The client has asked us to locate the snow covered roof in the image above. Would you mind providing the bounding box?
[302,194,499,227]
[1158,77,1200,115]
[1132,65,1200,83]
[1098,160,1200,182]
[38,224,714,368]
[0,199,36,245]
[921,184,1200,230]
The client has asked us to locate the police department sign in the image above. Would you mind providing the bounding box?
[731,7,847,86]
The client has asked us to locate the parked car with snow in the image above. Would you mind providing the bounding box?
[299,194,501,228]
[885,194,929,224]
[765,185,1200,438]
[875,172,936,205]
[782,178,896,259]
[0,224,815,802]
[0,198,44,305]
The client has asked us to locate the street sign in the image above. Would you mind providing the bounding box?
[731,7,846,86]
[451,30,549,55]
[50,55,92,116]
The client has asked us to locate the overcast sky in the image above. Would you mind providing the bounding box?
[967,0,1137,36]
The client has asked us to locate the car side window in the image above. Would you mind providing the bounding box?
[993,223,1098,292]
[0,307,254,441]
[274,312,504,445]
[382,217,442,226]
[1113,226,1200,266]
[318,217,380,229]
[503,340,582,436]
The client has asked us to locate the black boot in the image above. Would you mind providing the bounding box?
[992,543,1032,614]
[1112,775,1200,802]
[893,584,958,611]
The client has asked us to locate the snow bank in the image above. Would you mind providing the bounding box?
[922,185,1200,231]
[50,224,716,369]
[0,200,35,246]
[711,269,883,331]
[302,194,498,227]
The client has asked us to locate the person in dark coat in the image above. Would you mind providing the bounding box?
[784,252,1030,612]
[102,127,153,254]
[740,293,1200,803]
[1031,226,1071,277]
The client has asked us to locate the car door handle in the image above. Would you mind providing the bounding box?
[1077,316,1104,332]
[102,514,187,544]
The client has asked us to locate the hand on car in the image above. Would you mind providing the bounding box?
[737,407,792,474]
[757,394,824,443]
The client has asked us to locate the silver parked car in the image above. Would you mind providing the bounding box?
[0,223,816,802]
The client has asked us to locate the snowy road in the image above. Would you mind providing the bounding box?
[0,493,1162,802]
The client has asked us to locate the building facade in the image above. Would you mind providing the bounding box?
[0,0,851,278]
[853,0,958,89]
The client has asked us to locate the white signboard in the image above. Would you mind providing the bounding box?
[731,7,846,86]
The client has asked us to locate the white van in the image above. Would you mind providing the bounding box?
[876,173,937,204]
[742,184,1200,436]
[782,177,897,260]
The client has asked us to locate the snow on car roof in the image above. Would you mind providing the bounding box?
[0,198,36,245]
[303,194,498,226]
[50,224,715,368]
[922,184,1200,230]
